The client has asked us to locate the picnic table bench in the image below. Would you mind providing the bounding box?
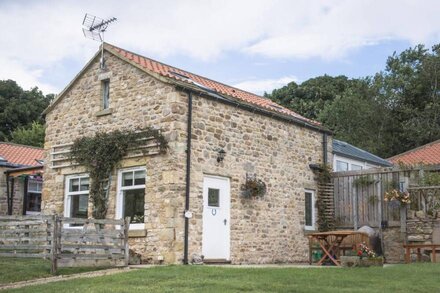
[403,243,440,263]
[308,230,369,266]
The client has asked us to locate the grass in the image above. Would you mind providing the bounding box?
[0,258,105,285]
[2,263,440,293]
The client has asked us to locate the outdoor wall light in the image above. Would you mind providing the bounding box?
[217,148,226,163]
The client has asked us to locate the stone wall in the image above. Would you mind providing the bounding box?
[188,97,328,264]
[0,169,25,216]
[43,49,330,264]
[406,210,439,243]
[382,226,405,263]
[43,51,188,264]
[0,167,7,215]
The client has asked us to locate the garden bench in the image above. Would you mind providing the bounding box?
[403,243,440,263]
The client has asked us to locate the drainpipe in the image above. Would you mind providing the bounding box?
[322,133,328,165]
[183,90,193,265]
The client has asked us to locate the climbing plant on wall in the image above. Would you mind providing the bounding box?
[315,164,335,232]
[70,128,168,219]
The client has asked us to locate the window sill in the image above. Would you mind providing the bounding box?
[128,229,147,238]
[303,228,318,235]
[95,108,113,117]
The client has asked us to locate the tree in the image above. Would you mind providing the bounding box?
[319,78,393,157]
[0,80,52,142]
[10,121,45,147]
[265,75,353,120]
[377,44,440,156]
[266,43,440,158]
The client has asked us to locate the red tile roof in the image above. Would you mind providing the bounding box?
[105,43,319,126]
[388,139,440,165]
[0,142,44,167]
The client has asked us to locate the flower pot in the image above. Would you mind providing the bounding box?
[340,256,361,267]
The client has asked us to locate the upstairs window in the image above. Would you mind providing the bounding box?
[102,79,110,109]
[305,190,316,230]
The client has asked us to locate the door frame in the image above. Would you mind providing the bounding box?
[202,175,231,261]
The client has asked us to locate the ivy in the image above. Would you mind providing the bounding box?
[353,175,376,187]
[315,164,334,232]
[70,128,168,219]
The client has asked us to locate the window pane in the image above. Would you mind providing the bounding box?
[208,188,220,207]
[305,192,313,227]
[26,192,41,212]
[122,172,133,187]
[134,170,146,185]
[28,181,39,192]
[336,161,349,171]
[123,189,145,223]
[351,164,363,171]
[102,80,110,109]
[69,178,79,192]
[36,182,42,192]
[80,177,89,191]
[71,194,88,218]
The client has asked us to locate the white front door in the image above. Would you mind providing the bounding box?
[202,176,230,260]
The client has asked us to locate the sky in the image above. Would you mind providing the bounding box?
[0,0,439,96]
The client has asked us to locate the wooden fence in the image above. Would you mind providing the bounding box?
[332,168,412,229]
[0,215,130,274]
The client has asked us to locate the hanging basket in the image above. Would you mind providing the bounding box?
[241,174,266,198]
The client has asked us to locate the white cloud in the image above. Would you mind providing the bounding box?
[234,76,299,95]
[0,58,58,94]
[0,0,439,94]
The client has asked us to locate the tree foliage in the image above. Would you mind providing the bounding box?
[266,44,440,158]
[10,121,45,147]
[0,80,52,143]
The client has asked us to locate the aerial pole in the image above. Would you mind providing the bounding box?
[82,13,117,69]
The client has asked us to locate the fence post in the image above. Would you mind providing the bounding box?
[353,185,359,230]
[123,217,130,266]
[50,215,58,275]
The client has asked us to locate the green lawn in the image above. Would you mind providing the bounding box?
[0,258,105,285]
[3,263,440,293]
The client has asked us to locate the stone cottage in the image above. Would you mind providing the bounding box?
[42,43,332,264]
[0,142,44,216]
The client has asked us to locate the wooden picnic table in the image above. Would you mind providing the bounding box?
[308,230,369,266]
[403,243,440,263]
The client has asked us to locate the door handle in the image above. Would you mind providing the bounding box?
[223,219,227,225]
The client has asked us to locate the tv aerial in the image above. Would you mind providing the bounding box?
[82,13,117,69]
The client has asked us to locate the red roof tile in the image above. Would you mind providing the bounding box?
[0,143,44,167]
[105,43,320,126]
[388,139,440,165]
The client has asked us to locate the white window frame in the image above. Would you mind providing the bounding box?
[333,154,370,172]
[335,160,349,172]
[64,174,89,228]
[26,179,42,215]
[102,79,110,109]
[116,167,146,230]
[304,189,316,231]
